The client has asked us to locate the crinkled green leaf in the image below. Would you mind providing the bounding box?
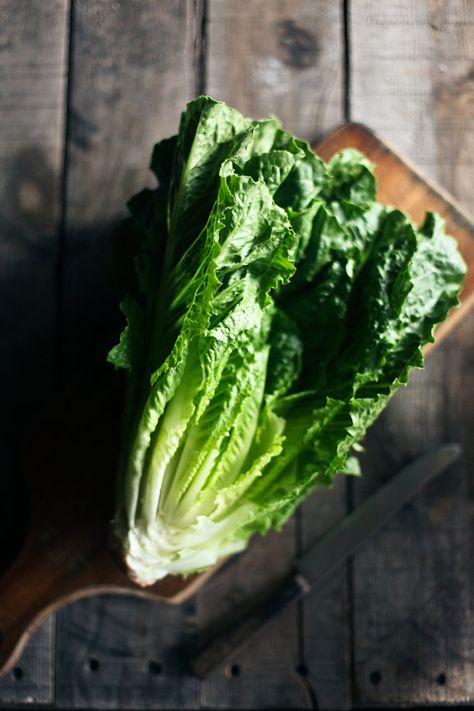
[108,97,466,583]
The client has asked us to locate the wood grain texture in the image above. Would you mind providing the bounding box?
[196,529,308,709]
[351,0,474,206]
[207,0,342,141]
[56,595,200,710]
[0,0,68,704]
[202,2,347,708]
[299,477,351,711]
[4,121,471,709]
[55,1,199,708]
[350,0,474,705]
[1,2,472,708]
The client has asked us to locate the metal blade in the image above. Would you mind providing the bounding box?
[298,443,461,584]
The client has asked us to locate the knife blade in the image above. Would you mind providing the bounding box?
[190,443,460,678]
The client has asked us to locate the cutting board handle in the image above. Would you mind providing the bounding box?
[0,510,213,677]
[0,513,78,675]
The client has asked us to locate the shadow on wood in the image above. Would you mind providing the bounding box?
[0,217,215,679]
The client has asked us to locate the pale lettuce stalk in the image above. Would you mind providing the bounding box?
[108,97,465,584]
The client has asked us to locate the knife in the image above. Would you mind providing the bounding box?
[190,443,461,678]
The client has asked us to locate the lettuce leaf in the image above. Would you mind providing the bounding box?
[108,97,465,583]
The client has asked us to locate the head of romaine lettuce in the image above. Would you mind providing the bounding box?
[108,96,465,584]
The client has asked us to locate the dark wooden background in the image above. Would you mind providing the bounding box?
[0,1,473,708]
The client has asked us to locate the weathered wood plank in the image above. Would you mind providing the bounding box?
[207,0,342,142]
[0,0,68,704]
[56,595,199,709]
[351,0,474,207]
[55,1,199,708]
[300,477,351,711]
[351,0,474,705]
[202,2,346,709]
[0,625,57,707]
[196,528,308,710]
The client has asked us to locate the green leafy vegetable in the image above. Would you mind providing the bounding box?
[108,97,465,584]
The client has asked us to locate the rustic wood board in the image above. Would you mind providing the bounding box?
[0,0,68,704]
[2,117,466,705]
[2,89,473,711]
[50,2,202,709]
[348,1,474,706]
[0,3,204,709]
[207,0,342,142]
[202,2,347,709]
[0,1,473,708]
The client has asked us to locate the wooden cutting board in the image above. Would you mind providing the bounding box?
[0,123,473,678]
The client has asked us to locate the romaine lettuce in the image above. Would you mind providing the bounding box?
[108,97,465,584]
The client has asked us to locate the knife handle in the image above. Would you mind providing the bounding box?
[190,573,311,678]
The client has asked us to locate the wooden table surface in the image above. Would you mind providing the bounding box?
[0,1,473,708]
